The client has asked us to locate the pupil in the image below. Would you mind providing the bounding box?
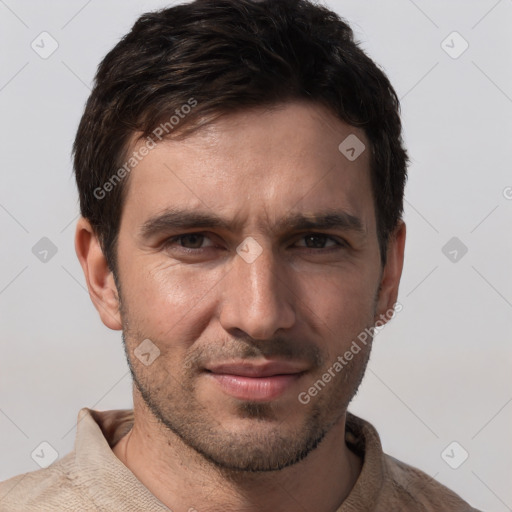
[184,234,203,248]
[306,235,325,248]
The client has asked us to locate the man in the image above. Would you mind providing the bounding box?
[0,0,481,510]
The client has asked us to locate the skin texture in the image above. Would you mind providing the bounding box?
[75,101,406,512]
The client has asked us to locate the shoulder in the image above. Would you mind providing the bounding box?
[344,412,481,511]
[0,453,94,511]
[381,453,482,512]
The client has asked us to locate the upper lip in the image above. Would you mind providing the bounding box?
[206,361,307,377]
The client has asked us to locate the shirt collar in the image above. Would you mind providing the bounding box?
[73,407,385,511]
[337,411,386,511]
[74,407,170,511]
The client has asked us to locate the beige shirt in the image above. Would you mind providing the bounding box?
[0,408,481,511]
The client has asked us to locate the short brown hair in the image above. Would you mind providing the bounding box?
[73,0,408,274]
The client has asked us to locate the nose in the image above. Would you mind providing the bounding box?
[218,242,296,340]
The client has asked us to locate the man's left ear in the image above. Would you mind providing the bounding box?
[374,220,406,324]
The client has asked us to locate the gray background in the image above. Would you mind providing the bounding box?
[1,1,511,510]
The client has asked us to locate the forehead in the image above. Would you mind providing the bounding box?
[120,101,374,232]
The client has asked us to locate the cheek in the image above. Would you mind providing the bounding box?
[299,269,377,349]
[121,258,227,341]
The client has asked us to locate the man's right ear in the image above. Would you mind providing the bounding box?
[74,217,122,330]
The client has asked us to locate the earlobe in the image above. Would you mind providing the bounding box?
[374,220,406,325]
[74,217,122,330]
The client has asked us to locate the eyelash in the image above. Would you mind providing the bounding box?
[162,232,348,253]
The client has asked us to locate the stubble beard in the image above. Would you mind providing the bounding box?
[121,331,372,474]
[117,281,376,474]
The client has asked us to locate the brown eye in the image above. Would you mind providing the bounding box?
[163,233,215,251]
[305,234,329,248]
[178,233,206,249]
[295,234,344,249]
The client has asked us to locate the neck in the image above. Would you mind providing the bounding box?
[113,396,362,512]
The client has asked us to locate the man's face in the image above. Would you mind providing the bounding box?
[114,102,388,472]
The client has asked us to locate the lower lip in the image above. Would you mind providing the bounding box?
[208,373,303,401]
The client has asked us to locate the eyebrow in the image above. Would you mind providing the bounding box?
[139,207,367,240]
